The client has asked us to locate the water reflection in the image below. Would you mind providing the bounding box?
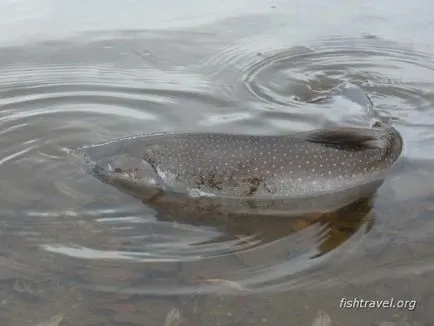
[67,195,375,297]
[149,194,376,256]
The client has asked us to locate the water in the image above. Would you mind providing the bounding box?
[1,0,434,325]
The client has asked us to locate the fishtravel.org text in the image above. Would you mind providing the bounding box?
[339,297,416,311]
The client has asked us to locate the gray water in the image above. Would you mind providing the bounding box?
[1,0,434,325]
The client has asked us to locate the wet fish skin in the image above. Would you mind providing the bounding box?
[76,125,402,200]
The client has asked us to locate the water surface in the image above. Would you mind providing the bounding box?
[1,0,434,325]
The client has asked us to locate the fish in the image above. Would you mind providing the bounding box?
[74,124,402,216]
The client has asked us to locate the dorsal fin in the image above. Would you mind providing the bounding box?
[304,128,385,151]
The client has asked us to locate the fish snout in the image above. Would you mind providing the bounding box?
[76,146,163,192]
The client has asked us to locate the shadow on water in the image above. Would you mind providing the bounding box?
[147,194,376,258]
[70,195,375,295]
[1,23,434,324]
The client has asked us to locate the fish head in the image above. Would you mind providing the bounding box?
[71,139,164,198]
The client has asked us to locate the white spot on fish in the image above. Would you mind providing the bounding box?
[189,188,216,198]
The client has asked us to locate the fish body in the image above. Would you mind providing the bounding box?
[75,125,402,215]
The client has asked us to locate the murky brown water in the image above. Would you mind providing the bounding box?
[1,1,434,325]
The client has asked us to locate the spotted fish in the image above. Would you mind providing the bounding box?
[75,124,402,215]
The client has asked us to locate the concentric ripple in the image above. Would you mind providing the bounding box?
[242,37,434,108]
[1,33,434,301]
[202,36,434,157]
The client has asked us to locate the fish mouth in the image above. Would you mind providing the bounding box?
[72,144,164,198]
